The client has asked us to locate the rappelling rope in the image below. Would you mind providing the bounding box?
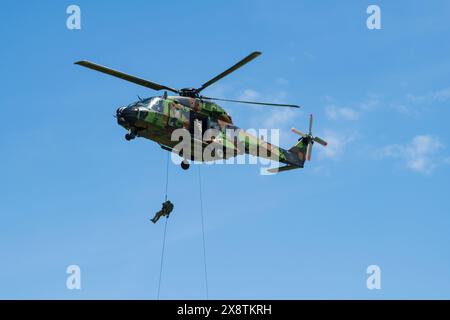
[156,217,168,299]
[164,151,170,202]
[156,155,209,299]
[198,165,209,299]
[156,151,170,299]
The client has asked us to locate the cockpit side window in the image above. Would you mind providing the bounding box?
[148,98,164,112]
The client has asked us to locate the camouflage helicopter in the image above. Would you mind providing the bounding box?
[75,52,327,173]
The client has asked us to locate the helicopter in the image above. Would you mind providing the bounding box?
[75,51,327,173]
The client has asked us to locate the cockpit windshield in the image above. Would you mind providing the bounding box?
[127,100,146,108]
[127,97,163,113]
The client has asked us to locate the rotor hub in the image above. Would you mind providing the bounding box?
[179,88,198,98]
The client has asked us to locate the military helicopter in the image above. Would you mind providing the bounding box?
[75,52,327,172]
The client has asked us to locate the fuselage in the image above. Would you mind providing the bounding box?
[115,95,303,166]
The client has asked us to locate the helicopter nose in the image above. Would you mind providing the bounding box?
[116,106,125,116]
[116,106,126,125]
[116,106,125,119]
[117,106,138,126]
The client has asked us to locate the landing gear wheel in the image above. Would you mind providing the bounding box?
[125,133,135,141]
[181,160,190,170]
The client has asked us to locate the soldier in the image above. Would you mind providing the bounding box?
[151,200,174,224]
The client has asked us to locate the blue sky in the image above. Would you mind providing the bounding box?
[1,0,450,299]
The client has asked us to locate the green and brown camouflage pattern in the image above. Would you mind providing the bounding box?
[123,95,306,169]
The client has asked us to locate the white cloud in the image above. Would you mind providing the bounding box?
[318,129,356,160]
[432,87,450,101]
[325,105,359,121]
[379,135,444,174]
[358,98,380,111]
[390,104,418,117]
[202,83,231,98]
[407,87,450,104]
[239,89,301,130]
[263,108,298,129]
[406,93,426,104]
[389,87,450,117]
[323,95,380,121]
[238,89,261,101]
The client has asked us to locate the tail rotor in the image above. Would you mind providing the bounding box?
[291,113,327,161]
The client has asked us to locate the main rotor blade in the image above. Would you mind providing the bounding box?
[74,61,179,93]
[201,96,301,108]
[313,136,328,146]
[196,51,262,93]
